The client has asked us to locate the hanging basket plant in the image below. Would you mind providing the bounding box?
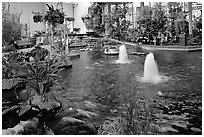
[85,15,91,20]
[53,9,65,24]
[33,15,42,23]
[32,12,43,23]
[44,4,65,26]
[81,17,85,22]
[66,17,75,22]
[81,15,91,23]
[73,28,80,32]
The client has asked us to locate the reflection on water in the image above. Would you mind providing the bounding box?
[57,48,202,135]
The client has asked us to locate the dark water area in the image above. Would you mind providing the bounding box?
[56,46,202,135]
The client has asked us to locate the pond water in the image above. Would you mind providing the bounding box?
[57,46,202,135]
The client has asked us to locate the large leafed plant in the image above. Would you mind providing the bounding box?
[3,58,62,133]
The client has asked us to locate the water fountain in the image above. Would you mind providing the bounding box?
[116,44,130,64]
[142,52,161,84]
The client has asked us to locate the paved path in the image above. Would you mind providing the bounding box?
[107,38,202,52]
[141,45,202,52]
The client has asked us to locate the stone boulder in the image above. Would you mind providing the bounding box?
[46,117,97,135]
[2,118,39,135]
[2,117,55,135]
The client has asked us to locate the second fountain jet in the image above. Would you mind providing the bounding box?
[116,44,130,64]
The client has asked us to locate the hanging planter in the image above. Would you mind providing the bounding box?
[44,4,65,26]
[33,16,41,23]
[73,28,80,32]
[44,12,64,25]
[32,12,43,23]
[81,17,85,23]
[81,15,91,23]
[85,15,91,20]
[66,17,75,22]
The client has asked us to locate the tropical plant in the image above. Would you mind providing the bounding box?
[86,2,105,35]
[2,57,61,108]
[189,10,202,45]
[2,53,58,130]
[44,4,65,27]
[139,2,167,36]
[2,52,20,79]
[106,3,131,41]
[4,59,62,134]
[2,57,15,79]
[30,45,50,61]
[2,14,22,43]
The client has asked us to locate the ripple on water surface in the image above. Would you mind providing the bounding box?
[58,50,201,135]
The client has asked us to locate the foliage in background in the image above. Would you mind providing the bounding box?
[190,10,202,45]
[87,2,105,35]
[2,10,22,43]
[85,2,131,40]
[139,2,167,36]
[107,3,131,41]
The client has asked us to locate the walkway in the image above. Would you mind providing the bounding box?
[140,45,202,52]
[107,38,202,52]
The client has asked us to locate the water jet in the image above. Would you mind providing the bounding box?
[142,52,161,84]
[116,45,130,64]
